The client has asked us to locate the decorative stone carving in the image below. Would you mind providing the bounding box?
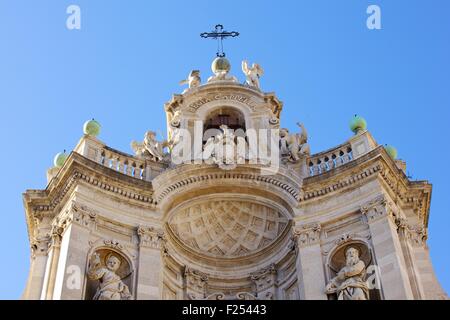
[137,226,164,249]
[71,202,97,230]
[361,195,394,223]
[251,264,277,298]
[325,246,369,300]
[292,223,321,248]
[87,252,132,300]
[203,125,247,170]
[279,122,310,162]
[180,70,201,92]
[131,131,168,161]
[242,60,264,89]
[169,201,289,257]
[30,235,51,258]
[184,267,208,298]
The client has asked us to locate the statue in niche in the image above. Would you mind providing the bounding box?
[242,60,264,89]
[279,122,310,161]
[325,246,369,300]
[87,252,132,300]
[131,131,168,161]
[179,70,201,92]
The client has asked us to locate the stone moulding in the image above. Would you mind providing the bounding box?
[300,147,431,227]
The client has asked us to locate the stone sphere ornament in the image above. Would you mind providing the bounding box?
[211,57,231,74]
[385,145,398,160]
[53,151,68,168]
[83,119,101,137]
[349,115,367,134]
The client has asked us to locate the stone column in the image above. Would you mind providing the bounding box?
[23,235,51,300]
[293,223,327,300]
[400,222,446,299]
[136,226,164,299]
[361,196,414,299]
[51,204,97,300]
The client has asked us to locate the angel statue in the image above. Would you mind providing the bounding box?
[179,70,201,91]
[325,246,370,300]
[131,131,168,161]
[279,122,310,162]
[242,60,264,89]
[87,252,132,300]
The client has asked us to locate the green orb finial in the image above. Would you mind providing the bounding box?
[211,57,231,74]
[349,114,367,134]
[384,145,398,160]
[83,118,101,137]
[53,150,68,168]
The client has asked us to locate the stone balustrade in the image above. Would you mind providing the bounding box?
[99,147,147,180]
[73,135,167,182]
[307,143,353,176]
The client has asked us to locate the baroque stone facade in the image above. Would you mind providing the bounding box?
[22,57,447,300]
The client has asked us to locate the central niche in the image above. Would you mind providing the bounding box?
[168,200,289,258]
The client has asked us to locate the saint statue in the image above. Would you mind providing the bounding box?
[87,252,132,300]
[325,246,370,300]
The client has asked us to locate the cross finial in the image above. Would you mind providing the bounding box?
[200,24,239,57]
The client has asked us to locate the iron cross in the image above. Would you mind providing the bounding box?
[200,24,239,57]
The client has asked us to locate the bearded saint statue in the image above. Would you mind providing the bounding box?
[325,246,370,300]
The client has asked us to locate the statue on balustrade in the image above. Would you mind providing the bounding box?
[180,70,201,92]
[87,252,132,300]
[131,131,168,161]
[242,60,264,89]
[279,122,310,162]
[325,246,370,300]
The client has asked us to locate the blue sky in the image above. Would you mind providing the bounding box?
[0,0,449,299]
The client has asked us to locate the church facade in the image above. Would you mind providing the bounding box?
[22,56,447,300]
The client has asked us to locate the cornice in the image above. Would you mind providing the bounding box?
[299,146,431,226]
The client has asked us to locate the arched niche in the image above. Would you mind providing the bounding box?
[325,239,381,300]
[84,247,134,300]
[204,107,246,132]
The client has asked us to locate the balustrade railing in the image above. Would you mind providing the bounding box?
[307,143,353,177]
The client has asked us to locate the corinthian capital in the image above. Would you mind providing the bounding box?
[292,223,321,248]
[361,195,394,223]
[30,235,51,258]
[137,226,164,249]
[71,202,97,230]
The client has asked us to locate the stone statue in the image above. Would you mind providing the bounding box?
[88,252,132,300]
[279,122,310,161]
[180,70,201,91]
[242,60,264,89]
[131,131,167,161]
[325,246,370,300]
